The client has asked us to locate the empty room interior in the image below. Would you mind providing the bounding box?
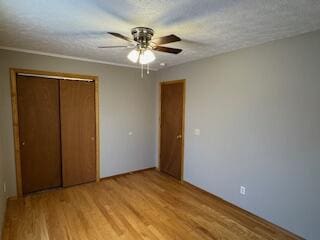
[0,1,320,239]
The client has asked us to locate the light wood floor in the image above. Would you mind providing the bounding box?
[2,169,300,240]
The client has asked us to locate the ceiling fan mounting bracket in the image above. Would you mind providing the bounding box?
[131,27,154,49]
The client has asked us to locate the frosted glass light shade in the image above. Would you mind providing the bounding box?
[139,50,155,65]
[127,49,139,63]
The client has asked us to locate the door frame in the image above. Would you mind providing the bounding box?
[158,79,186,180]
[10,68,100,197]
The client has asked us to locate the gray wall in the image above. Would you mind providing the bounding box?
[0,134,5,232]
[155,30,320,239]
[0,49,157,201]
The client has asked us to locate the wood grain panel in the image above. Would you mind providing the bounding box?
[60,80,96,187]
[160,81,185,180]
[16,76,62,194]
[3,170,303,240]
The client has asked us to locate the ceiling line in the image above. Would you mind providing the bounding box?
[0,46,158,71]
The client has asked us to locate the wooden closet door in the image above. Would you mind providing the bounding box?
[60,80,96,187]
[160,81,185,180]
[17,76,62,194]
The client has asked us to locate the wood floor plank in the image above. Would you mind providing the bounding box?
[2,169,302,240]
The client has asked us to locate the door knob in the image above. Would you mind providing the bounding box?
[91,137,95,141]
[176,135,182,139]
[21,141,26,146]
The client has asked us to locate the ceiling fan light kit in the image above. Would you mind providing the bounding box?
[139,49,156,65]
[127,49,140,63]
[128,49,155,65]
[99,27,182,78]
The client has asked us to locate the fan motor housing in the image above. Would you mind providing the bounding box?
[131,27,154,48]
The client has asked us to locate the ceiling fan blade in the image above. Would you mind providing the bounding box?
[108,32,132,42]
[98,45,129,48]
[152,34,181,45]
[153,46,182,54]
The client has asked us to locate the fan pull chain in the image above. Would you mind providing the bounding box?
[141,63,144,78]
[147,64,150,75]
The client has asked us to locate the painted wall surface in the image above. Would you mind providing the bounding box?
[0,135,6,233]
[155,30,320,239]
[0,49,157,199]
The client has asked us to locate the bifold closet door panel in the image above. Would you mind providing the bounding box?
[17,76,62,194]
[60,80,96,187]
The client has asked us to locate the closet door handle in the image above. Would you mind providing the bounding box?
[176,135,182,139]
[91,137,95,141]
[21,141,26,146]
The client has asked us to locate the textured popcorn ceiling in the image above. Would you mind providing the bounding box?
[1,0,320,70]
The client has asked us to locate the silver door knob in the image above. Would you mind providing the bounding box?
[176,135,182,139]
[21,141,26,146]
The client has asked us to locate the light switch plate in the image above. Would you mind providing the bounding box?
[194,129,200,136]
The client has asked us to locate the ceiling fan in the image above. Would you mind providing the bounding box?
[99,27,182,66]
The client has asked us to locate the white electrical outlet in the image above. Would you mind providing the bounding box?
[240,186,246,195]
[3,182,7,193]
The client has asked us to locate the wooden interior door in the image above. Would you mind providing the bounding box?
[160,81,185,180]
[17,75,62,194]
[60,80,96,187]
